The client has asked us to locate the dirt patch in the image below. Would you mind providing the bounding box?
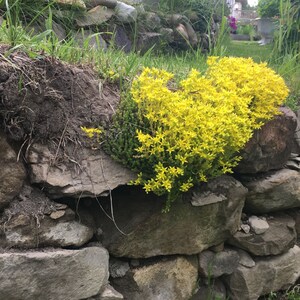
[1,185,57,220]
[0,45,120,153]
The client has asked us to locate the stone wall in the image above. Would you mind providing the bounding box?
[0,50,300,300]
[1,0,219,54]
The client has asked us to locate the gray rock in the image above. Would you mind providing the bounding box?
[198,249,239,278]
[52,21,67,41]
[191,279,226,300]
[241,224,251,234]
[200,33,210,51]
[0,247,109,300]
[73,29,107,50]
[76,5,114,27]
[236,248,255,268]
[166,14,197,47]
[243,169,300,213]
[112,26,132,52]
[174,23,190,48]
[0,131,25,210]
[228,213,296,256]
[94,175,247,258]
[136,32,162,54]
[50,210,66,219]
[0,187,94,248]
[27,143,135,198]
[39,217,94,247]
[27,20,66,41]
[143,12,161,30]
[183,21,198,46]
[210,242,224,253]
[289,152,299,158]
[99,284,124,300]
[248,215,269,234]
[295,211,300,240]
[293,110,300,153]
[159,28,174,43]
[236,107,297,174]
[10,216,93,248]
[109,258,130,278]
[54,0,86,9]
[166,14,186,26]
[85,0,118,9]
[113,256,198,300]
[115,1,137,23]
[224,245,300,300]
[285,159,300,170]
[288,209,300,240]
[191,191,226,207]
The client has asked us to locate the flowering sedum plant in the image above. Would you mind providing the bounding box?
[107,57,288,210]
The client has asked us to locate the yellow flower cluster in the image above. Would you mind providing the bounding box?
[130,57,289,205]
[81,126,102,138]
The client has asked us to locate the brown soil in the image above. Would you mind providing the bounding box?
[1,185,57,220]
[0,45,120,151]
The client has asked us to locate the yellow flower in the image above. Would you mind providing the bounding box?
[81,126,102,138]
[127,57,289,202]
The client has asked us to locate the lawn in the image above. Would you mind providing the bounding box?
[224,40,273,62]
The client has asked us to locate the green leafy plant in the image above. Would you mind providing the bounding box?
[237,24,256,39]
[272,0,300,57]
[0,0,57,46]
[285,285,300,300]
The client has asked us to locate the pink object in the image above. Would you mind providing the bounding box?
[228,16,237,32]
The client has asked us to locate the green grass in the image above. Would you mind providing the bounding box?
[224,40,273,62]
[0,15,298,109]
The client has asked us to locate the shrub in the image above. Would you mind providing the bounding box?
[236,24,255,38]
[258,0,281,18]
[106,57,288,210]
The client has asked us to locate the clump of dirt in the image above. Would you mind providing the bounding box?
[0,45,120,152]
[1,185,57,222]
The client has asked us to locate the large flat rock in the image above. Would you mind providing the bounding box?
[93,176,247,258]
[0,247,109,300]
[27,143,135,198]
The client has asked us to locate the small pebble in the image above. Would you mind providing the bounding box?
[50,210,66,220]
[241,224,251,234]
